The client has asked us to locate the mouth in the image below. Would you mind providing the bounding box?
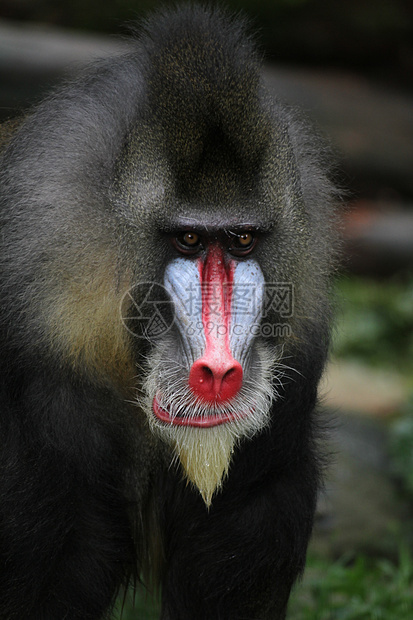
[152,397,246,428]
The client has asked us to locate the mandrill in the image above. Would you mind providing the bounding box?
[0,5,337,620]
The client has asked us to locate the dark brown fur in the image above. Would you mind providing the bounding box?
[0,6,336,619]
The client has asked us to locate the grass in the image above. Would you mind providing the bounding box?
[112,587,160,620]
[289,548,413,619]
[112,545,413,619]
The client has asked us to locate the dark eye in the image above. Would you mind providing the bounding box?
[228,231,256,256]
[173,231,202,255]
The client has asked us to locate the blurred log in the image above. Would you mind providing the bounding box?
[341,203,413,275]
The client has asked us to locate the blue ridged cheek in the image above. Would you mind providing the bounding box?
[164,258,205,362]
[230,260,265,363]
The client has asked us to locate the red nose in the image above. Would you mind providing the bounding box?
[189,244,243,404]
[189,355,243,404]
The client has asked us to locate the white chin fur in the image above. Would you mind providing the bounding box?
[141,341,279,506]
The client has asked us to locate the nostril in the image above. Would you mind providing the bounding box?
[197,365,214,386]
[219,363,243,402]
[189,362,214,395]
[189,358,243,403]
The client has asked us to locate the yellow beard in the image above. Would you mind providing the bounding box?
[173,426,236,507]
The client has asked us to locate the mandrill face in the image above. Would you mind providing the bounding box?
[141,229,278,505]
